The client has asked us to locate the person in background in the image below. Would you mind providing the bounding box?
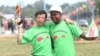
[2,19,8,30]
[8,19,14,33]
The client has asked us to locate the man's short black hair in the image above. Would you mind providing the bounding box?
[35,10,47,19]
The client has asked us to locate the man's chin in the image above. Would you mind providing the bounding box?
[54,22,59,24]
[53,20,60,24]
[37,24,44,26]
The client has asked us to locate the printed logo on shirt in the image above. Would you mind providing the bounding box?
[46,36,49,39]
[37,36,43,42]
[53,35,58,40]
[62,35,65,38]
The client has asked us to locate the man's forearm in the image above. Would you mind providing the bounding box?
[63,16,75,24]
[80,34,97,40]
[17,26,23,44]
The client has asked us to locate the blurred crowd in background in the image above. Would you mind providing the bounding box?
[0,17,35,34]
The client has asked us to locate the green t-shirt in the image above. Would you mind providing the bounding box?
[50,20,82,56]
[21,25,53,56]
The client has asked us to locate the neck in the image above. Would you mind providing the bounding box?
[37,24,44,27]
[55,20,62,24]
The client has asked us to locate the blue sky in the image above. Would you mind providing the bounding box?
[0,0,86,6]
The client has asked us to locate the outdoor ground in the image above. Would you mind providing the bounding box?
[0,36,100,56]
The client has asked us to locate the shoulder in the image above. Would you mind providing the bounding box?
[24,26,36,33]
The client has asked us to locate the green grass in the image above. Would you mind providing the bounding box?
[75,42,100,56]
[0,37,31,56]
[0,37,100,56]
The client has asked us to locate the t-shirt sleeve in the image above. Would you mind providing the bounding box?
[21,29,34,44]
[68,23,83,38]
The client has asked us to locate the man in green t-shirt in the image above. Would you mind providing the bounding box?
[17,10,53,56]
[49,5,94,56]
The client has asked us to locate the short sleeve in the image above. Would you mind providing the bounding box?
[21,29,34,44]
[68,23,83,38]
